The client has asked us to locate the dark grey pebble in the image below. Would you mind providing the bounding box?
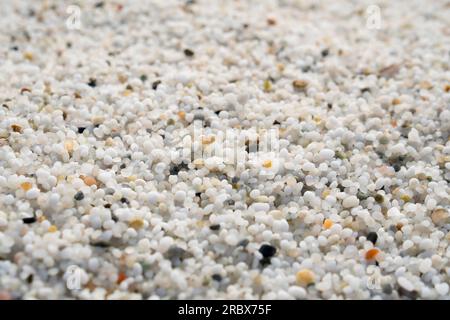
[74,191,84,201]
[259,244,276,258]
[366,232,378,244]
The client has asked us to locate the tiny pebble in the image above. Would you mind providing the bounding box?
[74,191,85,201]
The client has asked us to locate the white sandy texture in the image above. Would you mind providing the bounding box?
[0,0,449,299]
